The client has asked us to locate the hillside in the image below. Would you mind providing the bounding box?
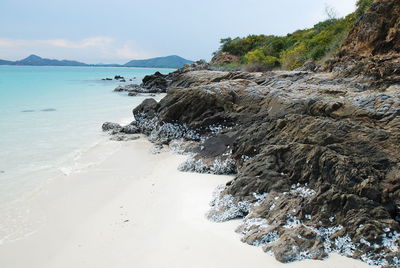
[327,0,400,88]
[210,1,378,71]
[124,55,193,68]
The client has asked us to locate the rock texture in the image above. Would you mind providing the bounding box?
[210,52,241,65]
[327,0,400,89]
[110,61,400,266]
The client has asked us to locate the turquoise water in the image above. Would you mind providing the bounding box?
[0,66,173,204]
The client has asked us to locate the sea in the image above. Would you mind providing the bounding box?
[0,66,174,207]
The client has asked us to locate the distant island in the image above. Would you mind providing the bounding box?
[0,54,193,68]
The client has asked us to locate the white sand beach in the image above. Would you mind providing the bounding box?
[0,138,371,268]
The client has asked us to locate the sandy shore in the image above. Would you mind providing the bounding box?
[0,138,371,268]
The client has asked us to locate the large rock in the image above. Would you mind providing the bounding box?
[327,0,400,89]
[129,66,400,266]
[141,71,168,92]
[210,52,240,65]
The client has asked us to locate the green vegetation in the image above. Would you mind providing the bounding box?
[212,1,375,70]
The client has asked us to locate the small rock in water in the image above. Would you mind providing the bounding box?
[0,170,4,174]
[41,108,56,112]
[21,109,35,113]
[102,122,122,131]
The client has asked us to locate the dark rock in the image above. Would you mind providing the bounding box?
[141,71,168,92]
[114,75,124,80]
[102,122,121,131]
[121,123,140,134]
[133,98,159,120]
[40,108,56,112]
[21,110,35,112]
[114,84,142,92]
[126,66,400,266]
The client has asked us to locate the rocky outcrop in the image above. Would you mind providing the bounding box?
[141,71,168,92]
[109,66,400,266]
[113,61,212,95]
[327,0,400,89]
[210,52,240,65]
[102,121,140,136]
[114,84,159,95]
[104,2,400,264]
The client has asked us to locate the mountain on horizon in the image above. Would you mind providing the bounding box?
[124,55,193,68]
[0,54,193,68]
[9,54,88,66]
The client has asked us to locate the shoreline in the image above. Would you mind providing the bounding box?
[0,136,370,268]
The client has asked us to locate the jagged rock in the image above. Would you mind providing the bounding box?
[111,11,400,263]
[127,65,400,266]
[210,52,240,65]
[327,0,400,89]
[141,71,168,92]
[133,98,159,120]
[102,122,121,131]
[121,123,140,134]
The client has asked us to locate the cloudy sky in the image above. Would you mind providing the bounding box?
[0,0,357,64]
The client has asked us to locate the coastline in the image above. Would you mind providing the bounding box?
[0,137,370,268]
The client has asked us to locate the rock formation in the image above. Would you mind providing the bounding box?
[210,52,240,65]
[104,1,400,265]
[104,64,400,266]
[327,0,400,89]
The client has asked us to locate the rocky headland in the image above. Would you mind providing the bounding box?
[104,1,400,266]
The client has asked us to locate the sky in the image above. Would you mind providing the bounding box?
[0,0,357,64]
